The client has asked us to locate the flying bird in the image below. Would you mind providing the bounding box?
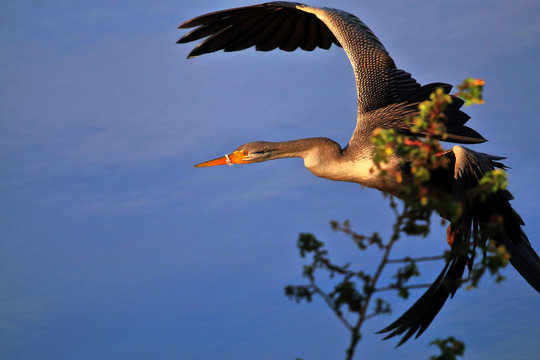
[178,2,540,345]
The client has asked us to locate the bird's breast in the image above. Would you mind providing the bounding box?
[305,157,402,193]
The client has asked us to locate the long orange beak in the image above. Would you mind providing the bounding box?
[194,150,249,167]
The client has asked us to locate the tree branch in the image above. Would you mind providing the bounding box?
[386,255,446,263]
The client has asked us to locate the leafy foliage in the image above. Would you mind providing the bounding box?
[429,337,466,360]
[455,78,485,106]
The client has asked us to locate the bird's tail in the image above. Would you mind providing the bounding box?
[469,146,540,291]
[495,224,540,292]
[378,146,540,345]
[376,224,469,346]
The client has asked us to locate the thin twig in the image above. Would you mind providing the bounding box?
[386,255,445,263]
[319,258,358,277]
[310,283,354,331]
[344,204,409,360]
[375,283,433,292]
[364,312,383,321]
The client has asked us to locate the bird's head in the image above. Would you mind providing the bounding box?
[194,141,278,167]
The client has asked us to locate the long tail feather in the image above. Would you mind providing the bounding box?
[379,146,540,345]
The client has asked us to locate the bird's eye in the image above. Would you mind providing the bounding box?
[242,150,248,155]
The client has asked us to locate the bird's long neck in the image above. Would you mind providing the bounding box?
[268,137,401,191]
[268,137,341,161]
[266,137,380,186]
[259,137,342,172]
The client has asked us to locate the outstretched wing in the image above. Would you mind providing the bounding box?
[178,2,341,55]
[178,2,420,114]
[378,146,540,345]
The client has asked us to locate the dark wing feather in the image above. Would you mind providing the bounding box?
[379,146,540,345]
[224,12,282,52]
[178,3,341,58]
[270,11,299,51]
[281,13,308,51]
[302,14,319,50]
[250,13,290,51]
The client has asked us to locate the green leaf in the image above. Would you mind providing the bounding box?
[429,336,465,360]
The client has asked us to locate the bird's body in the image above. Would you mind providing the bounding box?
[179,2,540,345]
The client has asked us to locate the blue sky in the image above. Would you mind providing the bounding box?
[1,1,539,359]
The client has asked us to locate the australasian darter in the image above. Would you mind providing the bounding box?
[177,2,540,345]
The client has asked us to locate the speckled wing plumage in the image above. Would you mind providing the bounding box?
[378,146,540,345]
[295,4,419,113]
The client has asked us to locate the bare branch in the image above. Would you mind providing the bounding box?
[386,255,446,263]
[375,283,433,292]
